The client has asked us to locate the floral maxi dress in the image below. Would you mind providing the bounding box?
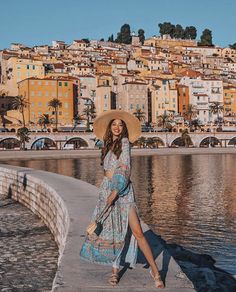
[80,137,138,269]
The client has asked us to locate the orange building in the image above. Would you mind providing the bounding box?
[223,85,236,116]
[16,77,78,126]
[177,84,190,116]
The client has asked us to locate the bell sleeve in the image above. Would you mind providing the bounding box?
[111,138,131,197]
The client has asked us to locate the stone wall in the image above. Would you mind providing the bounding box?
[0,166,69,255]
[0,164,99,290]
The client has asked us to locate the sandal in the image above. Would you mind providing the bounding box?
[108,272,119,286]
[150,270,165,289]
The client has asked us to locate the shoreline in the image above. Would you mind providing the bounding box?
[1,147,236,161]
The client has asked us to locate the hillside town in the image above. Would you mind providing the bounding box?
[1,32,236,133]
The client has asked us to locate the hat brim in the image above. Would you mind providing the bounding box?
[93,110,141,143]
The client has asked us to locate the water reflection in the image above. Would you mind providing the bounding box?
[2,154,236,274]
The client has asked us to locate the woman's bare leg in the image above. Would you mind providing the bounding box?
[128,207,160,277]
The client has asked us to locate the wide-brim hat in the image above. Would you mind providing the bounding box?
[93,110,141,143]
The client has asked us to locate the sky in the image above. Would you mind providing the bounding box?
[0,0,236,49]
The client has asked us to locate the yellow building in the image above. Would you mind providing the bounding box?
[2,57,45,95]
[13,77,78,127]
[144,35,197,48]
[148,78,178,123]
[223,85,236,116]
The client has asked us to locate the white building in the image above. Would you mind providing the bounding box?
[180,76,223,123]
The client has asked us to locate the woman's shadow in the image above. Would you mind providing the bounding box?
[118,229,236,291]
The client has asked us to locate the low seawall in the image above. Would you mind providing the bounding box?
[0,164,194,291]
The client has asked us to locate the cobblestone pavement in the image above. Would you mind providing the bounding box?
[0,194,58,291]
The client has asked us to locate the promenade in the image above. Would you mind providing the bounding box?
[0,164,194,291]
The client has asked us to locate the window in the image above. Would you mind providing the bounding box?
[59,82,62,86]
[58,92,62,97]
[64,102,68,108]
[38,111,42,115]
[64,82,68,86]
[45,91,49,96]
[38,102,42,106]
[142,104,145,109]
[31,102,34,107]
[27,65,30,70]
[38,91,42,96]
[31,81,35,85]
[130,104,133,109]
[32,65,35,70]
[130,95,133,99]
[104,95,107,99]
[31,91,35,97]
[136,104,140,109]
[136,95,139,99]
[65,92,68,97]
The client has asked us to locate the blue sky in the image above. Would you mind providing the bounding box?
[1,0,235,49]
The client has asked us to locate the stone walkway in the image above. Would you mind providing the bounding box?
[0,195,58,291]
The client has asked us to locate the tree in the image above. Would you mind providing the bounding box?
[108,34,114,42]
[158,22,175,37]
[48,98,62,131]
[133,109,146,122]
[12,95,29,127]
[184,26,197,39]
[181,129,192,147]
[158,112,171,129]
[229,43,236,50]
[138,29,145,44]
[198,29,213,46]
[209,102,224,125]
[183,104,198,122]
[83,99,96,131]
[173,24,184,39]
[115,24,132,44]
[17,127,30,150]
[38,114,52,130]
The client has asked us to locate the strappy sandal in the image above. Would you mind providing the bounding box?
[150,270,165,289]
[108,272,119,286]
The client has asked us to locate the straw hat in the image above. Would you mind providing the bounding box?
[93,110,141,143]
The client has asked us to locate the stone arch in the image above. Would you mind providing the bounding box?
[0,137,20,150]
[63,137,89,149]
[199,136,222,148]
[228,137,236,146]
[31,137,57,150]
[171,136,193,147]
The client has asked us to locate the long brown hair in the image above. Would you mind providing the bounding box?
[101,119,129,165]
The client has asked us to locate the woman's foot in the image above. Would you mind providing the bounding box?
[108,272,119,286]
[150,270,165,289]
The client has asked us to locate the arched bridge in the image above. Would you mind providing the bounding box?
[0,131,236,150]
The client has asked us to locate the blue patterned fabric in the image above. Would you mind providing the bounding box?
[80,138,138,268]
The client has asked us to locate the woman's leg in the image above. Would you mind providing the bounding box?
[128,207,161,278]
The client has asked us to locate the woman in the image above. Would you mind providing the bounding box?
[80,110,164,289]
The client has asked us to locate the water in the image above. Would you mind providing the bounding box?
[2,154,236,275]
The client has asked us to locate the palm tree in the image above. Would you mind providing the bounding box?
[38,114,52,130]
[48,98,62,131]
[183,104,198,123]
[12,95,29,127]
[209,102,224,125]
[181,129,192,147]
[83,99,96,132]
[133,109,146,122]
[16,127,30,150]
[136,136,146,148]
[158,112,171,129]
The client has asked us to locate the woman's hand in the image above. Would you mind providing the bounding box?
[106,191,117,206]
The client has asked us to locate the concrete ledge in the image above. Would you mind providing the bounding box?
[0,164,194,291]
